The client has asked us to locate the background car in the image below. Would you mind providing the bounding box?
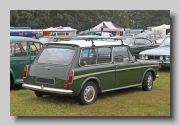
[109,36,159,59]
[138,35,170,67]
[39,36,73,44]
[136,32,163,44]
[10,36,43,87]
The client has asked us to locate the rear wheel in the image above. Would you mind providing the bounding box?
[142,72,153,91]
[34,91,43,97]
[78,81,98,105]
[10,75,13,86]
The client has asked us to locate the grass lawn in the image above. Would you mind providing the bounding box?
[10,67,170,116]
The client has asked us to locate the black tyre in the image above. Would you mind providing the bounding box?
[142,72,153,91]
[10,75,13,86]
[34,91,43,97]
[78,81,98,105]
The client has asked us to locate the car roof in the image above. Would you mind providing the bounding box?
[10,36,42,43]
[47,40,124,47]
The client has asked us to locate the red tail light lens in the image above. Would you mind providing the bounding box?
[63,84,69,89]
[22,65,28,78]
[68,70,74,84]
[155,41,157,44]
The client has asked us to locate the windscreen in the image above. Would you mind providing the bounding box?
[159,37,170,47]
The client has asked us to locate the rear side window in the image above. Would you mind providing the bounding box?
[37,47,76,65]
[80,47,112,66]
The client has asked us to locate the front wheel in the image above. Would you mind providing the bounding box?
[142,72,153,91]
[78,81,98,105]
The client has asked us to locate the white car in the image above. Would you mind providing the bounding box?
[139,35,170,68]
[155,38,164,44]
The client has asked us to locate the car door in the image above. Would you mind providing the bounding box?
[80,47,116,90]
[10,41,31,82]
[114,46,142,88]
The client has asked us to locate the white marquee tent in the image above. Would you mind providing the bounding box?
[90,21,124,32]
[152,24,170,29]
[151,24,170,37]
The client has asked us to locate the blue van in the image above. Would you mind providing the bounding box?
[10,27,34,37]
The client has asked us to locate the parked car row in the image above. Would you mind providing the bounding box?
[10,33,170,105]
[22,40,159,105]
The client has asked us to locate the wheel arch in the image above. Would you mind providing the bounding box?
[142,68,156,82]
[10,69,16,85]
[80,77,102,94]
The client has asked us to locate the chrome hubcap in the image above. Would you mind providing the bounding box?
[84,86,95,102]
[147,75,153,89]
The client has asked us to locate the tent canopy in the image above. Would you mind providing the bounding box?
[90,21,124,31]
[152,24,170,29]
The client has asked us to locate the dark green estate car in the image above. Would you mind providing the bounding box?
[22,40,159,105]
[10,36,43,86]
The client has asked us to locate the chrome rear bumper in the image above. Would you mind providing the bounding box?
[22,83,73,94]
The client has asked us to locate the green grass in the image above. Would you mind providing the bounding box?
[10,67,170,116]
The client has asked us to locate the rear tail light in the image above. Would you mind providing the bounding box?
[154,41,157,44]
[68,70,74,84]
[22,65,28,78]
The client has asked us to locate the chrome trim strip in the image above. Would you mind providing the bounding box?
[74,69,115,80]
[102,83,142,92]
[74,65,158,80]
[116,66,142,72]
[22,83,73,94]
[142,65,159,68]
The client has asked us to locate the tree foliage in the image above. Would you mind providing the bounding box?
[10,10,170,31]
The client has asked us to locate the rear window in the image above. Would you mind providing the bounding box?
[37,47,76,65]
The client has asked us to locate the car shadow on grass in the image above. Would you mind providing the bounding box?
[10,84,23,91]
[98,86,143,100]
[31,86,143,105]
[158,67,170,72]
